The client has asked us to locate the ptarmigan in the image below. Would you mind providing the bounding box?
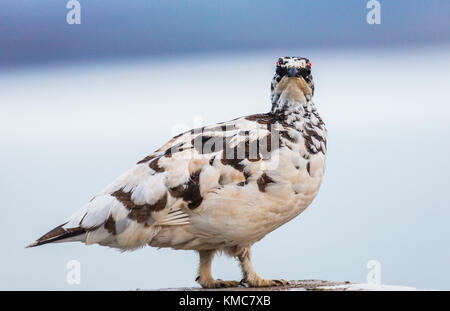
[28,57,327,288]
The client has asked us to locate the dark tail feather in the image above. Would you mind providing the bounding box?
[26,223,86,248]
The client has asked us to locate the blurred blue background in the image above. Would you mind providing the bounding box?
[1,0,449,68]
[0,1,449,290]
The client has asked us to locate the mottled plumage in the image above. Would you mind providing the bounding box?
[28,57,327,288]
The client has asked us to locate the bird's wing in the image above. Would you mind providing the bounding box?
[32,113,296,250]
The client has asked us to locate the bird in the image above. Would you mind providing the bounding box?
[28,56,327,288]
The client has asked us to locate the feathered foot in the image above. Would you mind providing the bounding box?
[240,277,289,287]
[196,276,241,289]
[196,250,241,289]
[236,246,289,288]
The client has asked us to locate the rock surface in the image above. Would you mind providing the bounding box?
[152,280,355,291]
[149,280,422,291]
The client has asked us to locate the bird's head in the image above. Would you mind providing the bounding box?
[270,57,314,108]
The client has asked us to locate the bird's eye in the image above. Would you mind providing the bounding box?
[308,62,312,67]
[276,61,279,66]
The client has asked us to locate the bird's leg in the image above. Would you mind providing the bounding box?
[196,250,240,288]
[237,246,289,287]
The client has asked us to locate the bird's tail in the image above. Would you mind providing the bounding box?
[26,223,86,248]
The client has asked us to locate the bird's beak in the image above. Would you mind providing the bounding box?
[287,67,312,83]
[287,67,298,77]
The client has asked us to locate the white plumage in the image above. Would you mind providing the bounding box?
[28,57,327,288]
